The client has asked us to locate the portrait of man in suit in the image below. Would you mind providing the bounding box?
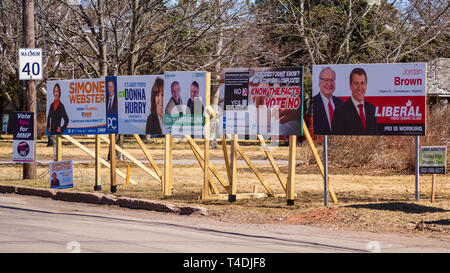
[331,68,378,135]
[313,67,344,135]
[106,78,118,117]
[165,81,184,115]
[186,81,204,115]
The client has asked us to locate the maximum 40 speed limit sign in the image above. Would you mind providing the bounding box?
[19,48,43,80]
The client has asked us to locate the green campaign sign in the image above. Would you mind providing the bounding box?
[420,146,447,174]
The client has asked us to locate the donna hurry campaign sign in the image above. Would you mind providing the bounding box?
[105,75,164,135]
[312,63,426,136]
[46,79,107,135]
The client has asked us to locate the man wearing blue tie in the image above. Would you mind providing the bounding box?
[106,78,118,117]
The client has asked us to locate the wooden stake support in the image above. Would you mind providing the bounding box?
[100,135,161,183]
[202,72,212,200]
[94,135,101,191]
[431,174,436,203]
[228,134,238,202]
[286,135,297,205]
[133,134,163,181]
[61,135,135,184]
[222,134,232,184]
[236,142,275,197]
[56,135,62,161]
[185,135,228,190]
[164,134,173,196]
[186,137,220,194]
[257,134,287,192]
[126,165,130,185]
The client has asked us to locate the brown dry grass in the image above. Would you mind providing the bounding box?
[0,104,448,237]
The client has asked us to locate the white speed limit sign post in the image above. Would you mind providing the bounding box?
[19,48,43,80]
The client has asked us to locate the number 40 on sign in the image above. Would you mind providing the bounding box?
[19,48,43,80]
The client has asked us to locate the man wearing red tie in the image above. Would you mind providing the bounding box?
[313,67,344,135]
[331,68,378,135]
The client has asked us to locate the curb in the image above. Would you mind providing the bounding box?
[16,186,56,199]
[0,184,208,216]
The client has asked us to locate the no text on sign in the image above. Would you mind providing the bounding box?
[19,48,43,80]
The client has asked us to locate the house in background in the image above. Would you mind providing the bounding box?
[427,58,449,104]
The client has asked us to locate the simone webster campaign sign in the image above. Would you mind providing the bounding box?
[49,160,73,189]
[312,63,426,136]
[46,79,107,135]
[106,75,164,135]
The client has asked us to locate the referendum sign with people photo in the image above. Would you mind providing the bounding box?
[312,63,426,136]
[105,75,164,135]
[222,67,303,137]
[163,71,207,137]
[46,78,107,135]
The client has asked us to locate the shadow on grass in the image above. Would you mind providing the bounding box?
[345,202,448,214]
[425,219,450,226]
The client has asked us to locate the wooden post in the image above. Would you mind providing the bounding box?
[236,143,274,196]
[94,135,102,191]
[431,174,436,203]
[164,134,172,196]
[222,134,231,184]
[185,135,228,190]
[186,138,220,194]
[257,135,287,192]
[133,134,163,180]
[169,135,173,194]
[100,135,161,183]
[228,134,238,202]
[56,135,62,162]
[202,72,211,200]
[110,134,117,193]
[61,135,135,183]
[126,166,130,185]
[287,135,297,205]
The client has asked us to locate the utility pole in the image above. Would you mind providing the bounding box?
[22,0,36,179]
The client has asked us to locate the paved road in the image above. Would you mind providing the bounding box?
[0,194,448,253]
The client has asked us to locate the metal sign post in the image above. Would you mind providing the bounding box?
[324,135,329,207]
[415,136,420,201]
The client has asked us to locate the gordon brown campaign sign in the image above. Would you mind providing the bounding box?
[312,63,426,136]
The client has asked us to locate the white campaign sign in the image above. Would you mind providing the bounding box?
[19,48,43,80]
